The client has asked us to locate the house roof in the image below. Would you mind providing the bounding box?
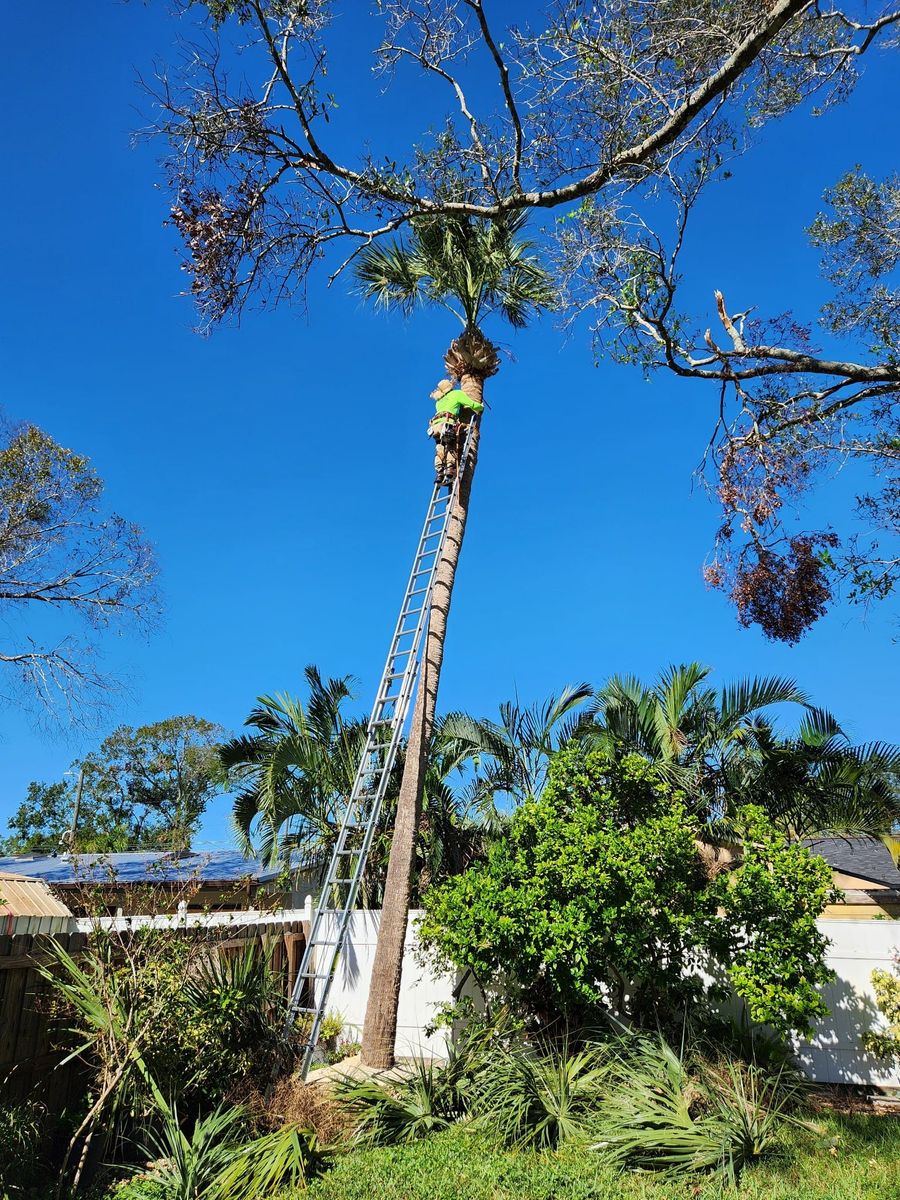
[804,836,900,890]
[0,850,279,887]
[0,871,74,917]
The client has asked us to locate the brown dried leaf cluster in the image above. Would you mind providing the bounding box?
[169,182,264,323]
[728,534,839,644]
[706,430,838,642]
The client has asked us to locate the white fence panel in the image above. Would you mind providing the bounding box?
[318,912,899,1085]
[316,910,456,1058]
[794,919,899,1088]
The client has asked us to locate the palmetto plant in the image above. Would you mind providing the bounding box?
[139,1098,324,1200]
[474,1039,608,1150]
[590,662,810,775]
[332,1058,465,1146]
[594,1035,801,1185]
[355,213,555,1069]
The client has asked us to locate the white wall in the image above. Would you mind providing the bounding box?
[317,911,900,1086]
[315,910,458,1058]
[794,919,899,1088]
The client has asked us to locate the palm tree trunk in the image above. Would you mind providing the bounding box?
[360,367,485,1069]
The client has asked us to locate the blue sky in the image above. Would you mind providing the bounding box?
[0,3,897,849]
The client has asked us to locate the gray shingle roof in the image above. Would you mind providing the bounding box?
[804,836,900,889]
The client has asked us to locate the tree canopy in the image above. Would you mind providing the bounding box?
[1,715,226,854]
[148,0,900,637]
[0,418,158,722]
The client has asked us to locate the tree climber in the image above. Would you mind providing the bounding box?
[427,378,484,486]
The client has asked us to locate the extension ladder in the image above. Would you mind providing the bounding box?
[288,422,476,1078]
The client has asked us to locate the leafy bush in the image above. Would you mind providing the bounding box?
[324,1039,361,1066]
[473,1040,607,1150]
[713,806,835,1036]
[421,750,834,1038]
[863,949,900,1064]
[40,927,292,1192]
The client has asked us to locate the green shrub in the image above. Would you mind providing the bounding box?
[862,951,900,1064]
[324,1039,361,1066]
[421,751,834,1039]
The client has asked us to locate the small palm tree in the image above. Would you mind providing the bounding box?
[441,682,594,820]
[722,707,900,840]
[223,664,365,869]
[224,667,491,903]
[354,213,554,1069]
[588,662,900,839]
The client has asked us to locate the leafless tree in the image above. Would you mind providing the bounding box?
[559,161,900,639]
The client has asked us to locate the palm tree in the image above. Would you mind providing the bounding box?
[223,665,364,870]
[720,707,900,841]
[587,662,900,840]
[588,663,810,791]
[441,682,594,822]
[224,669,493,905]
[354,212,554,1068]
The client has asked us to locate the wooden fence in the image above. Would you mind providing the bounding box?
[0,909,309,1112]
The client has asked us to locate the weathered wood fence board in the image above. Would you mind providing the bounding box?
[0,911,308,1112]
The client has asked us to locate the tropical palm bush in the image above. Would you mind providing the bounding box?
[441,683,593,819]
[588,662,900,839]
[594,1035,803,1185]
[332,1058,469,1146]
[224,667,367,870]
[472,1039,608,1150]
[224,668,490,902]
[137,1099,324,1200]
[177,939,286,1097]
[138,1103,245,1200]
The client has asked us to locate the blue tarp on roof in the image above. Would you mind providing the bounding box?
[0,851,276,885]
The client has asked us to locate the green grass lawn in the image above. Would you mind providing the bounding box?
[299,1116,900,1200]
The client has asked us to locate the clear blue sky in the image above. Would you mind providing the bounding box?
[0,4,897,849]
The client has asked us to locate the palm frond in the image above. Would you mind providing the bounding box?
[354,213,553,333]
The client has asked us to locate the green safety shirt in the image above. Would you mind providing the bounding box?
[433,388,484,421]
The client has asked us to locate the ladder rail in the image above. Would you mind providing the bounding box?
[288,423,477,1075]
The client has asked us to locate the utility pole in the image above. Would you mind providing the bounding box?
[60,767,86,854]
